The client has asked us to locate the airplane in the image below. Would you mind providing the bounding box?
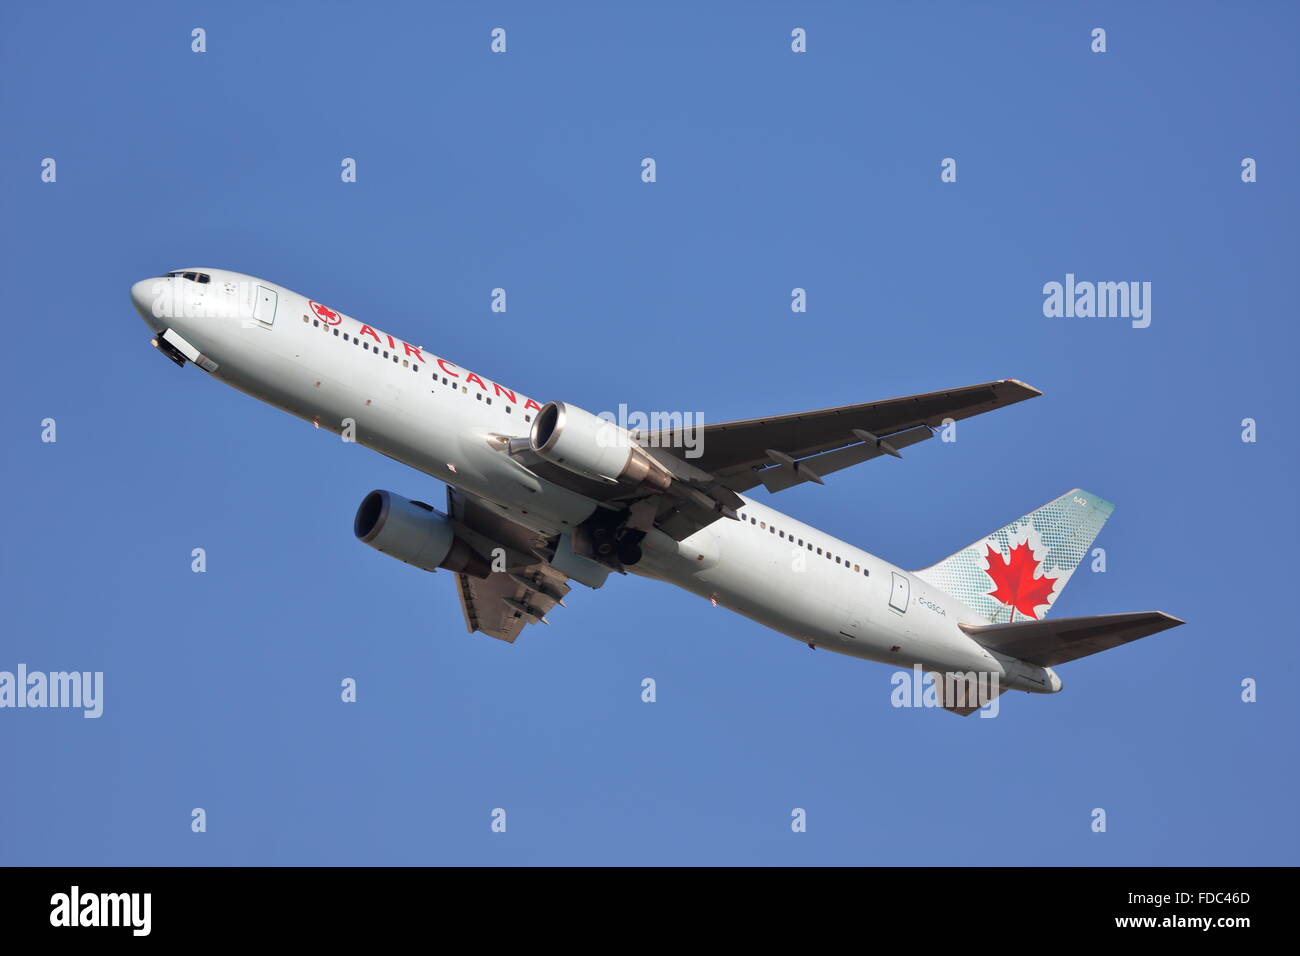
[130,268,1183,715]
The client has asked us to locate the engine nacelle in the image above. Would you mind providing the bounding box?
[529,402,672,491]
[353,490,491,578]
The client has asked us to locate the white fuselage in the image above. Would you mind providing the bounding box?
[131,269,1054,692]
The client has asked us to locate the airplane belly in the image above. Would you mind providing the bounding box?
[647,523,847,652]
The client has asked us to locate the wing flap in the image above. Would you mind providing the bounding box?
[447,487,573,643]
[455,565,570,643]
[757,425,933,492]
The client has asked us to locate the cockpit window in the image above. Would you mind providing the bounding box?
[165,271,211,284]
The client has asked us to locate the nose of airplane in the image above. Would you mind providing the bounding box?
[131,278,163,330]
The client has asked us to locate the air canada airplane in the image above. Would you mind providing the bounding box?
[131,269,1182,715]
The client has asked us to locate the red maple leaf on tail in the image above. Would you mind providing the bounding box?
[983,541,1057,621]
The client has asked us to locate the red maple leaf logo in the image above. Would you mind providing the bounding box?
[310,301,341,325]
[983,541,1057,621]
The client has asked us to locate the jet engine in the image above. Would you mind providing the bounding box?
[529,402,673,491]
[353,490,491,578]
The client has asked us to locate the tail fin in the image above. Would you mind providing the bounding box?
[914,489,1114,623]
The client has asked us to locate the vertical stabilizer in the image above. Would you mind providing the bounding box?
[914,489,1113,623]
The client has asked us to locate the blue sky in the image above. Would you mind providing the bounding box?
[2,0,1296,865]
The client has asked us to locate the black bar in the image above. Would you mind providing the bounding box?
[0,866,1285,941]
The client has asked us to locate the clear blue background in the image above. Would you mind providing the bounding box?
[2,1,1296,865]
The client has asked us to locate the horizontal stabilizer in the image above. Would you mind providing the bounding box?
[959,612,1185,668]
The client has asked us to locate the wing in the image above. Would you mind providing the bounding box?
[446,486,572,643]
[632,379,1041,539]
[959,612,1185,668]
[652,379,1042,494]
[491,379,1041,544]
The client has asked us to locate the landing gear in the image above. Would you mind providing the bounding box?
[591,526,616,558]
[151,333,188,368]
[581,517,646,570]
[616,532,644,566]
